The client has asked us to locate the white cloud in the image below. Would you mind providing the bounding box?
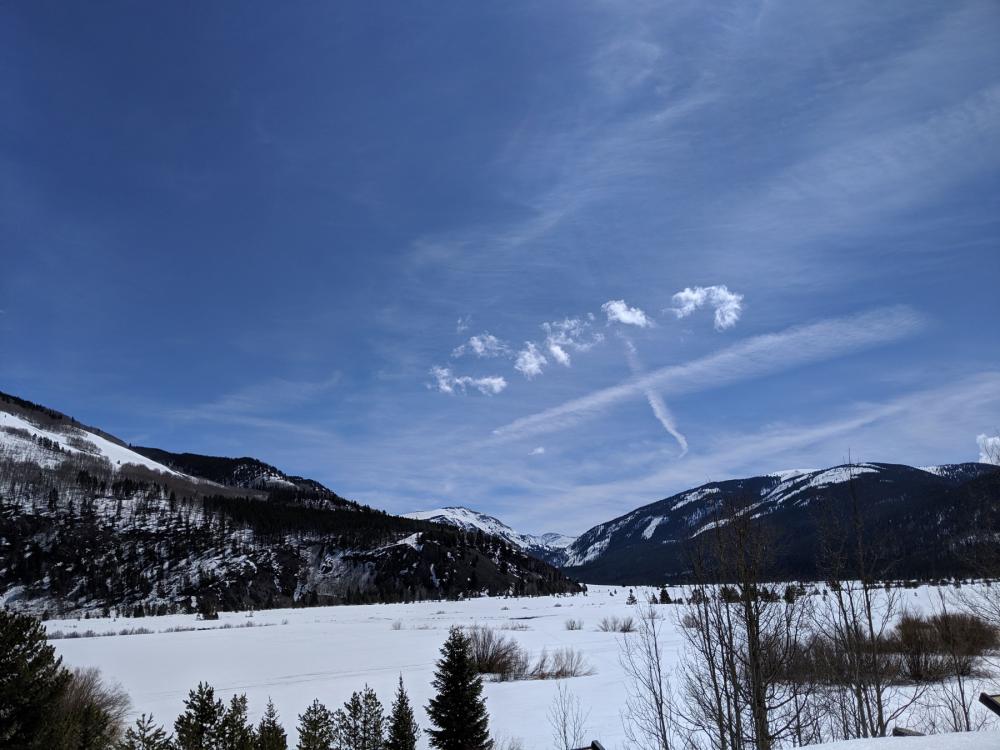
[430,366,507,396]
[494,305,925,440]
[602,299,652,328]
[453,333,511,359]
[623,338,688,456]
[542,317,604,367]
[456,316,471,333]
[670,285,744,331]
[514,342,548,379]
[530,446,546,456]
[977,433,1000,465]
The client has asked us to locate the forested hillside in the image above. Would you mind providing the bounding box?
[0,391,580,618]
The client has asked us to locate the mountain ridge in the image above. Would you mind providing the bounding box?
[403,506,575,566]
[0,390,581,617]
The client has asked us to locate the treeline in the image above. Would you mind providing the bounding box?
[0,436,580,617]
[2,609,492,750]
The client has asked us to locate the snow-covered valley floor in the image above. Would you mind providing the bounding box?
[49,585,1000,749]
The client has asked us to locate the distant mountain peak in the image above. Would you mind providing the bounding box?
[403,506,576,566]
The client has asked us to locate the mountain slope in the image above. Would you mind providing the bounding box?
[0,391,580,617]
[133,446,352,510]
[404,506,575,566]
[563,462,1000,584]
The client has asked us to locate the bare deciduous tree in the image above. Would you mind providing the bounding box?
[548,682,589,750]
[620,605,677,750]
[813,463,923,740]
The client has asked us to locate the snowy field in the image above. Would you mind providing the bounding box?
[49,584,1000,749]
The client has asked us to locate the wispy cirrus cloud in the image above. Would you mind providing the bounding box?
[494,305,925,440]
[670,285,744,331]
[430,366,507,396]
[165,373,343,441]
[510,372,1000,531]
[602,299,652,327]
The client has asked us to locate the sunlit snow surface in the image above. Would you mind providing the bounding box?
[48,584,998,748]
[0,411,179,475]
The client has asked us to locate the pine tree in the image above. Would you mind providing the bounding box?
[296,700,334,750]
[220,693,255,750]
[425,627,491,750]
[175,681,225,750]
[659,586,671,605]
[386,676,420,750]
[332,685,384,750]
[256,699,287,750]
[0,609,71,749]
[120,713,173,750]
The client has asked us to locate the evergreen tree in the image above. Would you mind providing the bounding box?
[386,676,419,750]
[220,694,255,750]
[332,685,384,750]
[175,682,225,750]
[120,713,173,750]
[658,586,671,605]
[255,700,287,750]
[0,609,71,749]
[425,628,491,750]
[296,700,334,750]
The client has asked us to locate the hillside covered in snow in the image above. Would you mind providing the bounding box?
[404,506,575,566]
[0,391,580,617]
[561,461,1000,584]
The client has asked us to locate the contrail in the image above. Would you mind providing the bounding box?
[622,337,688,456]
[493,305,925,441]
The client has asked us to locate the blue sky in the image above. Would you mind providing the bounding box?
[2,1,999,534]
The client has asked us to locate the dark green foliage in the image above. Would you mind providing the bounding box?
[220,694,255,750]
[120,713,174,750]
[332,685,384,750]
[0,608,71,749]
[658,586,671,604]
[296,700,334,750]
[425,628,492,750]
[386,676,420,750]
[255,700,287,750]
[174,682,225,750]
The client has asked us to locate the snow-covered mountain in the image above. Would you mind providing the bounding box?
[0,408,182,476]
[404,506,575,566]
[562,461,1000,583]
[0,390,581,617]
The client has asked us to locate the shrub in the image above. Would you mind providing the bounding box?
[466,626,528,681]
[466,626,592,681]
[894,613,946,681]
[598,616,635,633]
[501,621,530,631]
[565,619,583,631]
[529,648,593,679]
[51,667,131,750]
